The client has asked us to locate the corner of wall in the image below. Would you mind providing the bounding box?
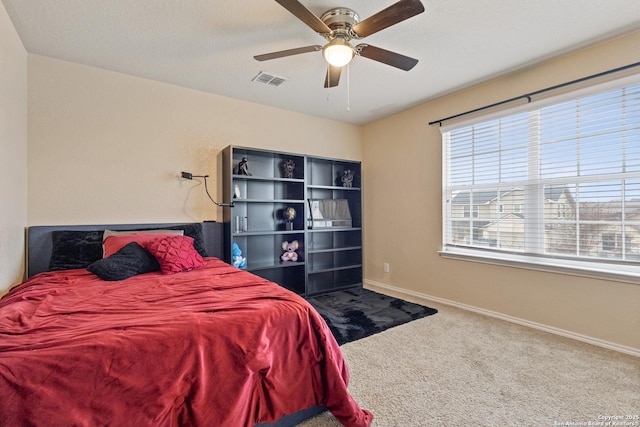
[0,1,28,292]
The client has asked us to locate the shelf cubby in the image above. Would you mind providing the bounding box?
[251,265,306,295]
[230,148,304,180]
[233,176,304,201]
[307,247,362,271]
[306,267,363,295]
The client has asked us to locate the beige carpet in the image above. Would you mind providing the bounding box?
[299,303,639,427]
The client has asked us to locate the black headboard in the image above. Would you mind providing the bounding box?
[26,221,224,278]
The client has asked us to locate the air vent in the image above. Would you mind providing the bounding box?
[252,71,289,88]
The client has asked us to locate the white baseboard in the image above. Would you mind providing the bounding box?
[364,279,640,358]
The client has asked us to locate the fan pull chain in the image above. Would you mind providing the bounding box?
[346,63,351,112]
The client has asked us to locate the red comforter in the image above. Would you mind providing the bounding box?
[0,258,372,427]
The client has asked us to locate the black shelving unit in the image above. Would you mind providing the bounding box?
[221,146,362,296]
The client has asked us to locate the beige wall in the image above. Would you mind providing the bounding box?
[27,55,362,226]
[362,31,640,352]
[0,2,27,293]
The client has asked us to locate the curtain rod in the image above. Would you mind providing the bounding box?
[428,61,640,127]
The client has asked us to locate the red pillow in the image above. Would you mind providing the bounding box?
[144,235,205,274]
[103,233,179,258]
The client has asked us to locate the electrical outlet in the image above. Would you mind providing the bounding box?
[383,262,390,273]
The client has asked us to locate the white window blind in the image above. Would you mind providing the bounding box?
[442,75,640,280]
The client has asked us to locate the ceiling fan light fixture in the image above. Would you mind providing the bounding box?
[322,37,354,67]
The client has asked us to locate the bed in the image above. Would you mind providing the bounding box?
[0,222,372,427]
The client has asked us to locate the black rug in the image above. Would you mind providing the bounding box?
[306,288,438,345]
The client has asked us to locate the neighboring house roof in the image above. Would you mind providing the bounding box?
[451,190,515,205]
[479,213,524,229]
[544,186,571,202]
[452,186,569,205]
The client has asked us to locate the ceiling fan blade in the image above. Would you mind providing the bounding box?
[352,0,425,38]
[254,45,322,61]
[324,65,342,88]
[356,44,418,71]
[275,0,332,34]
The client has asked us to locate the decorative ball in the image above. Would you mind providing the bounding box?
[284,207,296,221]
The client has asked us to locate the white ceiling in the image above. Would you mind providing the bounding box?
[3,0,640,125]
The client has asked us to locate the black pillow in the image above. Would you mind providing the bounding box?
[87,242,160,281]
[48,230,104,271]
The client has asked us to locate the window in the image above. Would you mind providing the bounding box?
[441,75,640,280]
[463,205,479,218]
[601,234,620,252]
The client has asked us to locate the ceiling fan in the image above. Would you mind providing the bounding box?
[254,0,425,88]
